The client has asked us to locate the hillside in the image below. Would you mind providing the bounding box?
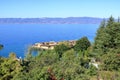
[0,17,102,24]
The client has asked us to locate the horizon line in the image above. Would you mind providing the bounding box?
[0,16,119,19]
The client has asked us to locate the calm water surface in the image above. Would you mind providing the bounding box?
[0,24,99,58]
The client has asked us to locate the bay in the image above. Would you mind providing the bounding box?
[0,24,99,58]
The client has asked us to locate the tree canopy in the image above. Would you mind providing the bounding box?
[94,16,120,54]
[54,44,69,58]
[74,37,91,52]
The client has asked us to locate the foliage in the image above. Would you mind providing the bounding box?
[94,16,120,54]
[97,71,120,80]
[74,37,91,52]
[0,53,23,80]
[86,65,97,76]
[93,16,120,79]
[54,44,69,58]
[94,19,106,53]
[101,52,120,71]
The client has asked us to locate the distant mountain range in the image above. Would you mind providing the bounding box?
[0,17,103,24]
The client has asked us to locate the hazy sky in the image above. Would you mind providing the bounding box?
[0,0,119,18]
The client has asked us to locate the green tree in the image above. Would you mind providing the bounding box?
[54,44,69,58]
[9,52,17,60]
[0,53,23,80]
[94,19,106,53]
[94,16,120,54]
[74,37,91,52]
[106,16,115,26]
[101,53,120,71]
[51,49,90,80]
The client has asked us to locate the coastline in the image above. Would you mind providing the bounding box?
[32,40,76,50]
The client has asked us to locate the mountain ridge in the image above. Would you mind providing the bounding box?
[0,17,103,24]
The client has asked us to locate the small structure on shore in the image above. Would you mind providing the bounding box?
[32,40,76,50]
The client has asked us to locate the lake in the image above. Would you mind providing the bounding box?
[0,24,99,58]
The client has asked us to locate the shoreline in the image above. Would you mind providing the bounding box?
[32,40,76,50]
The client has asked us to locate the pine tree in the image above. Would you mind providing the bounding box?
[94,16,120,54]
[105,17,120,52]
[94,19,106,53]
[106,16,114,26]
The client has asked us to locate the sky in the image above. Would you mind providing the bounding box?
[0,0,120,18]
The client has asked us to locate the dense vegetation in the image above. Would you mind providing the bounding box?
[0,16,120,80]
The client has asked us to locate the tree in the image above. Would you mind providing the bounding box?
[94,16,120,54]
[0,53,23,80]
[106,16,114,26]
[74,37,91,52]
[54,44,69,58]
[9,52,17,60]
[94,19,106,53]
[101,53,120,71]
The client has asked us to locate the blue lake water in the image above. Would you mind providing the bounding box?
[0,24,99,58]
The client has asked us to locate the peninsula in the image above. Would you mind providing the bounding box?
[32,40,76,50]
